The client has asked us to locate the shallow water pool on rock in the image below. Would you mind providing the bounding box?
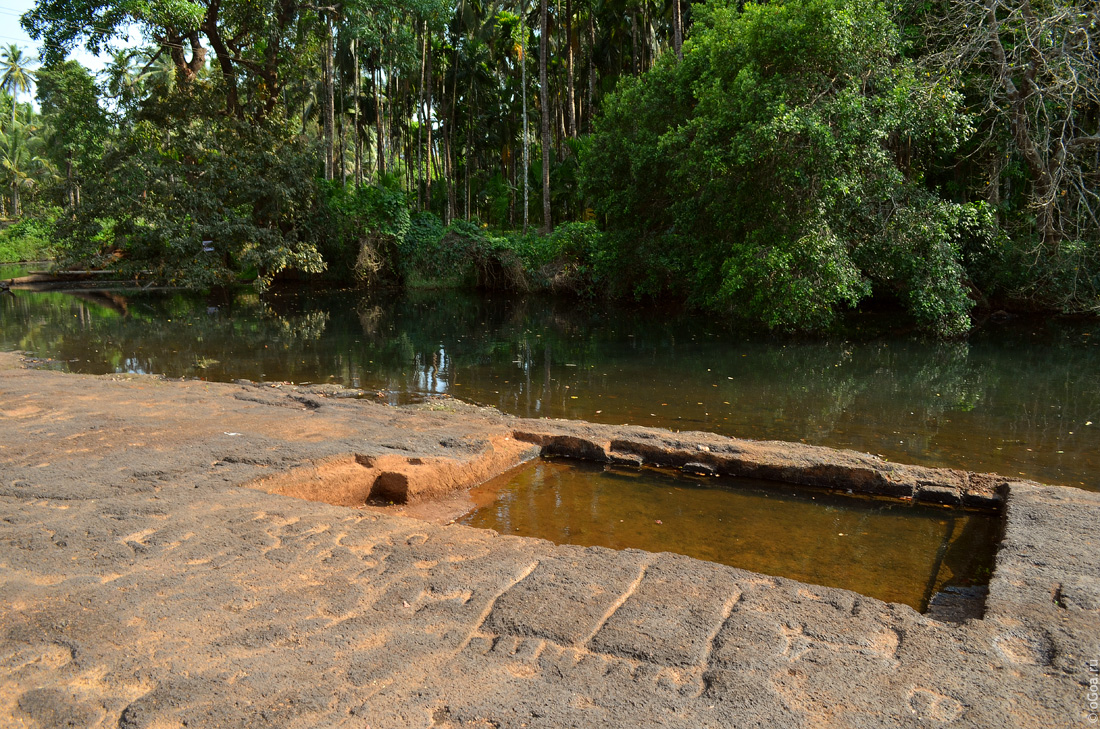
[461,458,999,612]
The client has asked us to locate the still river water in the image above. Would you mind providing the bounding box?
[2,283,1096,490]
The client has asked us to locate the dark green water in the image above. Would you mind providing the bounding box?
[1,286,1097,489]
[460,459,998,610]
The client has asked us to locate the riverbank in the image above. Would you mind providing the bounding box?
[1,351,1096,727]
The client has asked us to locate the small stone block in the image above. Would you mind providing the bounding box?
[961,490,1002,510]
[917,485,962,506]
[609,452,643,467]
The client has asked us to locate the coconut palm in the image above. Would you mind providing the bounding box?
[0,45,37,125]
[0,118,51,217]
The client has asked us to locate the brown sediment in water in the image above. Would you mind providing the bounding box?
[460,458,999,612]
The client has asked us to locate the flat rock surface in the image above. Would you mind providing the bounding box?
[1,352,1097,728]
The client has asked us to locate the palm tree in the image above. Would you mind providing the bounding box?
[539,0,552,232]
[102,48,140,102]
[0,45,37,125]
[0,118,51,217]
[102,47,176,106]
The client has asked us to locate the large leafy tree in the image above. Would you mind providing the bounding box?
[36,61,111,211]
[925,0,1100,312]
[583,0,986,334]
[25,0,334,284]
[55,94,327,288]
[24,0,310,120]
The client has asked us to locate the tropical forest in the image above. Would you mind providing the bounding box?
[0,0,1097,336]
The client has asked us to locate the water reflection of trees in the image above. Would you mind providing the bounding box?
[1,287,1097,486]
[0,289,332,382]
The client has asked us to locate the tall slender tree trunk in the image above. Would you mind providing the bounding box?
[354,39,362,186]
[508,115,516,227]
[522,12,530,233]
[322,14,336,180]
[388,66,399,174]
[556,65,566,158]
[339,75,347,186]
[465,121,472,220]
[385,69,392,173]
[426,34,433,213]
[375,66,386,177]
[540,0,552,233]
[446,46,458,223]
[440,59,450,223]
[673,0,683,61]
[66,155,75,211]
[631,11,638,75]
[444,118,454,224]
[566,0,576,138]
[417,24,427,209]
[587,14,596,133]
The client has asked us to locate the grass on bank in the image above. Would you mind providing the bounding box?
[0,213,57,263]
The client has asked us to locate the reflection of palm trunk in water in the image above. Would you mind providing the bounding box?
[921,516,957,612]
[524,338,532,416]
[544,344,552,411]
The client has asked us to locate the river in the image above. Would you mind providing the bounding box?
[1,285,1096,490]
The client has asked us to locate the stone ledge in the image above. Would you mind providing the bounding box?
[511,427,1009,511]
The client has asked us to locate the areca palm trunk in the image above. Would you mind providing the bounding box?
[566,0,576,137]
[674,0,683,60]
[632,11,638,74]
[323,13,335,180]
[375,66,385,177]
[447,40,458,222]
[417,24,426,208]
[522,11,529,232]
[587,14,596,133]
[540,0,552,232]
[426,33,433,212]
[354,38,362,186]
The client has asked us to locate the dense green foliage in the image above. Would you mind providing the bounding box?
[0,212,56,261]
[55,95,326,289]
[583,0,993,334]
[5,0,1097,335]
[396,217,606,294]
